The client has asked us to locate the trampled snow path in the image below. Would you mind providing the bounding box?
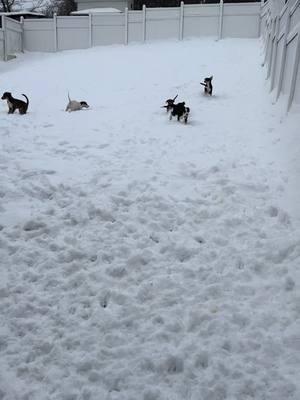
[0,39,299,400]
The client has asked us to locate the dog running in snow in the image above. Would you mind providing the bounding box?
[169,101,190,124]
[65,93,89,112]
[200,76,213,96]
[1,92,29,114]
[162,94,178,112]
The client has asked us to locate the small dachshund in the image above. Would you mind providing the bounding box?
[200,76,213,96]
[1,92,29,114]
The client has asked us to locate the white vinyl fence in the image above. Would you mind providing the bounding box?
[0,16,23,61]
[261,0,300,110]
[21,2,261,53]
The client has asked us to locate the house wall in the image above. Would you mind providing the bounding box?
[262,0,300,110]
[76,0,132,11]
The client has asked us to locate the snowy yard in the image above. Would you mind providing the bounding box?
[0,38,300,400]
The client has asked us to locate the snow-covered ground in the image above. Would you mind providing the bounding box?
[0,38,299,400]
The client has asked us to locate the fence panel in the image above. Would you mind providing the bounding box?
[290,0,300,31]
[57,16,89,50]
[145,8,180,41]
[281,33,298,94]
[273,35,285,89]
[183,4,219,38]
[222,3,261,37]
[0,29,4,59]
[92,13,125,45]
[261,0,300,111]
[294,54,300,103]
[128,11,143,43]
[6,18,22,56]
[24,19,55,52]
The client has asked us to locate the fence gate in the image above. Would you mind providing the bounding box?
[0,16,23,61]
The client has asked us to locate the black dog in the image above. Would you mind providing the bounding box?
[1,92,29,114]
[169,102,190,124]
[200,76,213,96]
[162,94,178,112]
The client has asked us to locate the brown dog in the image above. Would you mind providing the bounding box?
[1,92,29,114]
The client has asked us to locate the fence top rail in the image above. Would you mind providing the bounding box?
[3,16,22,25]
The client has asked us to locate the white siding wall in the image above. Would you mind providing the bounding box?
[77,0,128,11]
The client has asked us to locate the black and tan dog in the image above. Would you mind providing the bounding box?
[169,101,190,124]
[1,92,29,114]
[200,76,213,96]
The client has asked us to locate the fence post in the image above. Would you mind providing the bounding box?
[276,4,291,101]
[267,15,276,79]
[89,13,92,47]
[179,1,184,41]
[53,13,57,52]
[142,4,146,42]
[125,7,128,45]
[218,0,224,40]
[2,15,7,61]
[287,28,300,112]
[20,16,24,53]
[270,16,279,91]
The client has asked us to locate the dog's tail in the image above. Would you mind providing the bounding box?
[68,92,71,102]
[172,94,178,102]
[22,94,29,111]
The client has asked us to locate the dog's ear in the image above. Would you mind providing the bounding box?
[210,76,213,80]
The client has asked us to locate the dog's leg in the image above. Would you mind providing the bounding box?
[169,113,173,121]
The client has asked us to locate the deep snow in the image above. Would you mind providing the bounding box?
[0,38,299,400]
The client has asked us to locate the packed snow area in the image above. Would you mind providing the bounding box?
[0,38,300,400]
